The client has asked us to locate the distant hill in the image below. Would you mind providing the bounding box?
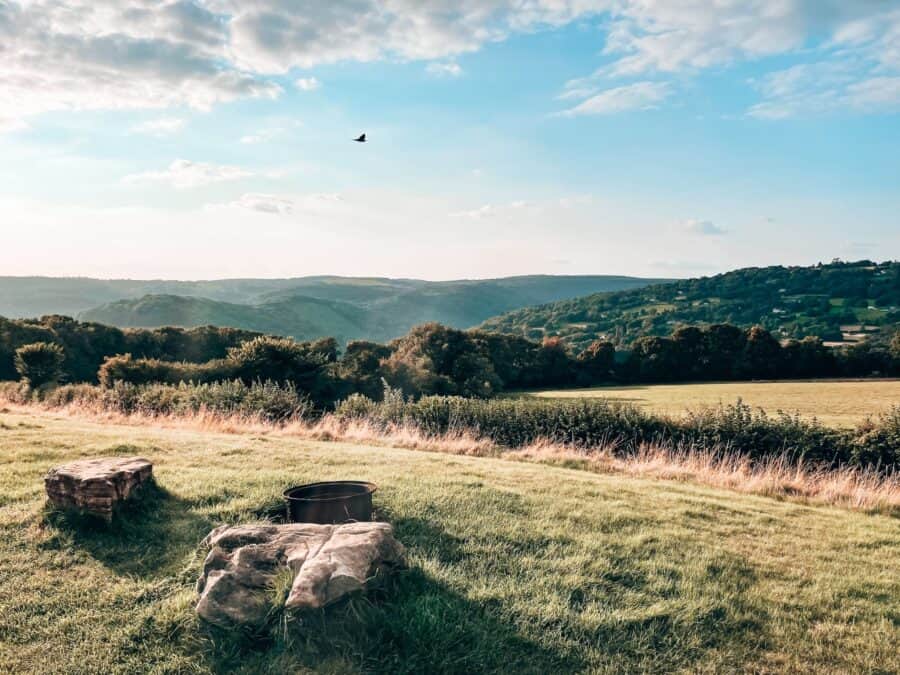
[0,276,420,318]
[480,261,900,350]
[78,294,369,344]
[60,274,668,343]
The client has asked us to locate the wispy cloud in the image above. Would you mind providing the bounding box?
[450,200,529,219]
[213,192,344,215]
[131,117,186,137]
[295,77,321,91]
[426,62,463,77]
[228,193,297,215]
[682,219,727,236]
[558,81,672,116]
[240,128,283,144]
[122,159,252,189]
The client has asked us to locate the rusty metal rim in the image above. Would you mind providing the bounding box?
[282,480,377,503]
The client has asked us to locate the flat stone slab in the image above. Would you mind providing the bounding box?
[44,456,153,520]
[196,522,406,627]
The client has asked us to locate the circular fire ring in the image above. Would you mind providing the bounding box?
[283,481,377,524]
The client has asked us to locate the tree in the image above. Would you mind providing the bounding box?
[576,340,615,384]
[702,324,746,379]
[781,336,835,378]
[536,337,575,387]
[627,336,679,382]
[227,336,334,405]
[381,323,501,397]
[14,342,65,387]
[338,340,391,399]
[738,326,782,379]
[671,326,705,380]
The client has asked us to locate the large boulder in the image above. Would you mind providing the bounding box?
[44,456,153,521]
[196,522,406,627]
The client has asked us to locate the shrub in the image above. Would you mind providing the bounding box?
[852,407,900,468]
[44,380,313,423]
[98,354,234,387]
[332,395,893,470]
[14,342,65,387]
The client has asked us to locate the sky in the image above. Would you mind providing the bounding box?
[1,1,899,281]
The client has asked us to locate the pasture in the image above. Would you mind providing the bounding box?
[526,379,900,427]
[0,409,897,673]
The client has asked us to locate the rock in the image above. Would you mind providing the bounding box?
[44,456,153,521]
[196,522,406,627]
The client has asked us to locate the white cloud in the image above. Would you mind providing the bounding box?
[451,204,497,219]
[2,1,897,131]
[747,63,900,118]
[682,219,727,236]
[122,159,253,189]
[131,117,186,137]
[559,81,671,116]
[563,3,900,119]
[0,0,282,132]
[2,0,604,130]
[450,199,531,218]
[240,128,283,144]
[426,62,463,77]
[219,0,604,73]
[295,77,321,91]
[213,191,344,215]
[228,193,296,215]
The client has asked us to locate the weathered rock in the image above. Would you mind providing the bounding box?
[44,456,153,521]
[196,522,406,627]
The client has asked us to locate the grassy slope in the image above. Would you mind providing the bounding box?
[0,410,897,674]
[525,379,900,428]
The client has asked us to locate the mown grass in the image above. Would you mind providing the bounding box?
[526,378,900,428]
[0,409,898,674]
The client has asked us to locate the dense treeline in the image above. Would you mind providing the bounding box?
[3,316,900,410]
[0,315,262,383]
[620,325,900,382]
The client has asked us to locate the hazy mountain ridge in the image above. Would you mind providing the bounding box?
[33,274,671,343]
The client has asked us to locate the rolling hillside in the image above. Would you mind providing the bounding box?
[69,274,668,343]
[481,260,900,349]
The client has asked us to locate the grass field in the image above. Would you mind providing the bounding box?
[1,409,898,674]
[526,379,900,428]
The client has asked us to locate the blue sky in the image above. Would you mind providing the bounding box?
[1,1,898,280]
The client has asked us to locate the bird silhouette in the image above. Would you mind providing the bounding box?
[353,133,366,143]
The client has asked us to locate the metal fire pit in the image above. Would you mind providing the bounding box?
[283,481,377,524]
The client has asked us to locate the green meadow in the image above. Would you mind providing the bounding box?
[1,409,897,674]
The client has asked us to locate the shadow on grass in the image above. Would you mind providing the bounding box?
[40,481,213,579]
[204,566,582,675]
[192,506,580,673]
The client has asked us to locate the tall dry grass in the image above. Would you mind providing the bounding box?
[510,440,899,513]
[2,391,897,514]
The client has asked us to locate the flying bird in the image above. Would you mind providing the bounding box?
[353,133,366,143]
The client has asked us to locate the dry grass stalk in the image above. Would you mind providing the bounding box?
[3,394,897,514]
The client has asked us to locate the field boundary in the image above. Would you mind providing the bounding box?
[3,400,897,515]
